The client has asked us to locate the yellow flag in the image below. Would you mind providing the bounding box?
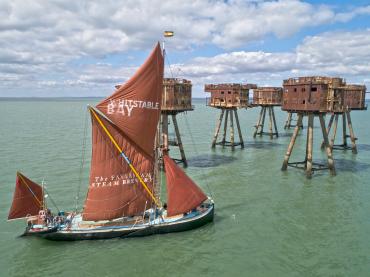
[164,31,174,37]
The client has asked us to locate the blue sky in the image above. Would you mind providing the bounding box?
[0,0,369,97]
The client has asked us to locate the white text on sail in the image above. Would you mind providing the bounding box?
[107,99,159,117]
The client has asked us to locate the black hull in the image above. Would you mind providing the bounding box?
[125,204,214,238]
[43,204,214,241]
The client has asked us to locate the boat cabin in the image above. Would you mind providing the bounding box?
[162,78,193,112]
[253,87,283,106]
[205,83,256,108]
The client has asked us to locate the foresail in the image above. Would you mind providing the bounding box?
[96,42,164,157]
[82,111,155,221]
[8,172,43,220]
[164,155,208,217]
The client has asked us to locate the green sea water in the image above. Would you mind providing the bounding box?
[1,98,370,277]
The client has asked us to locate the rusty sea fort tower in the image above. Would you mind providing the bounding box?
[252,87,283,139]
[281,76,367,178]
[205,83,256,150]
[161,78,193,166]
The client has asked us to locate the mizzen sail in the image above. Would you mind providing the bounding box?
[96,42,164,157]
[8,172,43,220]
[163,155,207,217]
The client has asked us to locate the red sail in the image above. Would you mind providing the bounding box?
[82,111,155,221]
[96,42,164,157]
[8,172,43,220]
[163,155,208,217]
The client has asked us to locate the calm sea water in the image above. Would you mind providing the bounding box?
[1,98,370,277]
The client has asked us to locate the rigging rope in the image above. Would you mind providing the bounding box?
[75,108,89,212]
[44,187,60,212]
[183,106,214,199]
[164,48,214,198]
[164,50,175,79]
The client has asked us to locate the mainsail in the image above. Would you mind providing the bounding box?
[82,43,164,221]
[163,155,207,217]
[8,172,43,220]
[96,43,164,157]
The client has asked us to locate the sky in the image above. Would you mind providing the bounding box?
[0,0,370,98]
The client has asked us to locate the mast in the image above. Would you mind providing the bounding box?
[41,179,46,210]
[153,122,162,202]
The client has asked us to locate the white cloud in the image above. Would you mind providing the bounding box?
[212,0,335,47]
[296,29,370,75]
[334,5,370,22]
[168,29,370,95]
[0,0,369,96]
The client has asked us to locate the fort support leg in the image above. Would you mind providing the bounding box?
[306,114,314,178]
[212,109,225,148]
[172,114,187,167]
[234,109,244,148]
[268,107,273,139]
[230,109,235,150]
[253,107,264,138]
[298,114,304,129]
[346,111,358,154]
[304,117,310,168]
[342,113,347,148]
[222,110,229,147]
[260,107,267,136]
[161,113,169,153]
[321,114,334,149]
[330,114,339,148]
[284,112,292,129]
[282,113,303,171]
[319,114,336,176]
[271,107,279,138]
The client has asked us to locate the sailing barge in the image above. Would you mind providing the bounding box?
[8,43,214,240]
